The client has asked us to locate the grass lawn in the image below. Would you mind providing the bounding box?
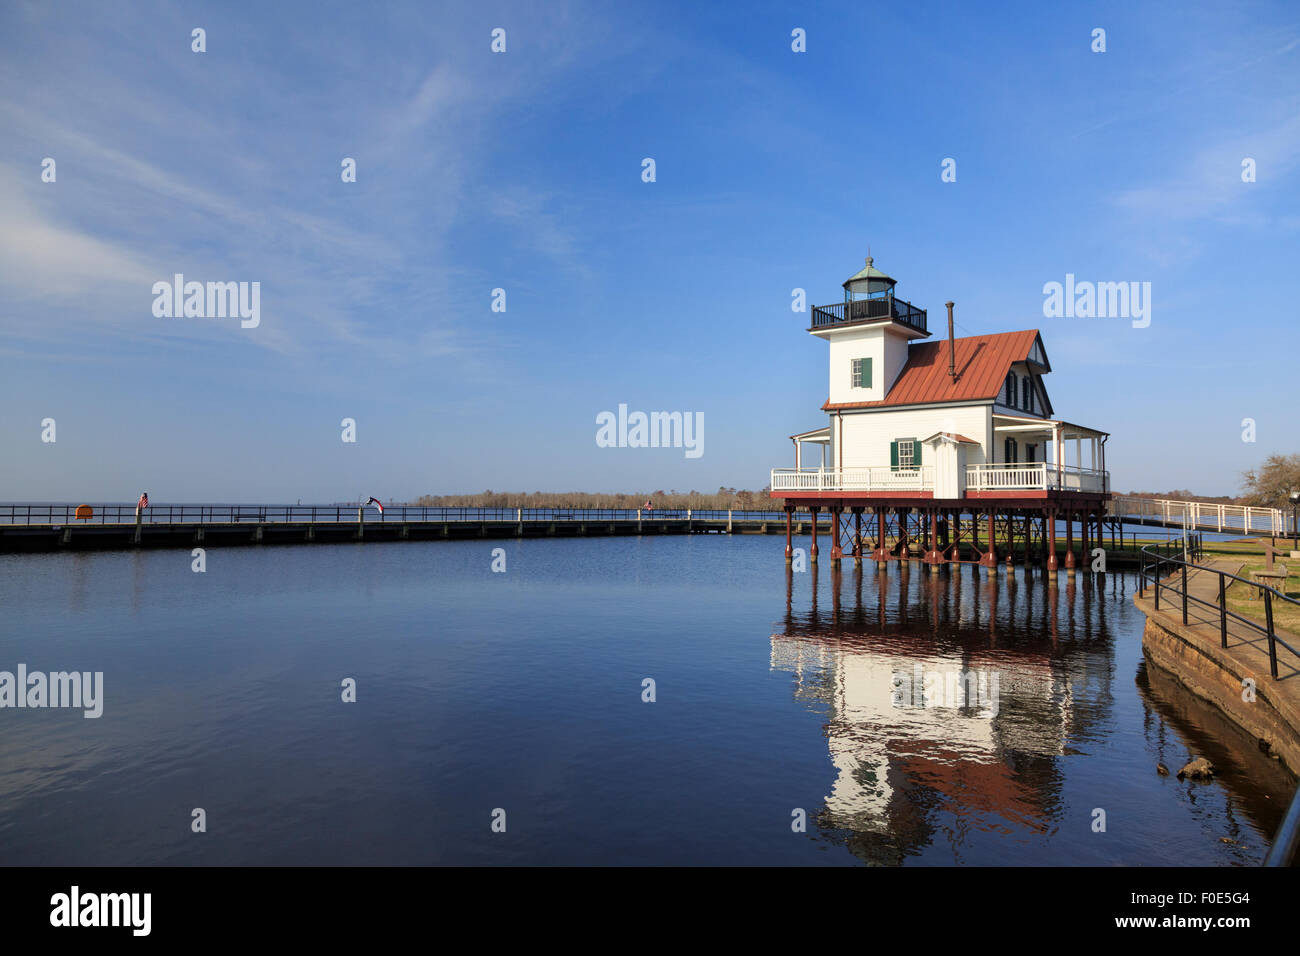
[1203,540,1300,635]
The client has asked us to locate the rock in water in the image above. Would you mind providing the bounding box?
[1177,757,1214,779]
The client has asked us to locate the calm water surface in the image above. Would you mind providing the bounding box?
[0,535,1292,865]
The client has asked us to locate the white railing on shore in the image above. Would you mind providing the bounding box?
[770,466,933,492]
[1111,496,1285,534]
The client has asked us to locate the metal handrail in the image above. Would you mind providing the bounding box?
[1137,537,1300,867]
[1264,785,1300,866]
[1138,536,1299,679]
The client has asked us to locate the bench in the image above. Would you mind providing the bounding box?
[1247,566,1288,600]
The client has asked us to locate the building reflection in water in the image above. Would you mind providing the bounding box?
[773,563,1116,864]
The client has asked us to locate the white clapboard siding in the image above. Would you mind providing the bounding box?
[831,405,991,470]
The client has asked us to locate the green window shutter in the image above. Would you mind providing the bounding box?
[912,438,921,468]
[864,357,872,388]
[890,440,898,471]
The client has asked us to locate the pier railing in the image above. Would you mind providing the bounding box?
[1138,538,1299,681]
[0,503,838,527]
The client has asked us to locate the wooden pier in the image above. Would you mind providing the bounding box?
[0,503,1183,567]
[0,504,814,552]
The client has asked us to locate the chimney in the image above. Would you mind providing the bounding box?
[945,301,956,382]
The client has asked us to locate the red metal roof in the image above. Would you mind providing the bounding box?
[824,329,1042,410]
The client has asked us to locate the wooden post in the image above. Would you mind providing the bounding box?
[1081,509,1090,573]
[830,506,843,566]
[1064,510,1075,574]
[1046,508,1059,577]
[784,508,793,563]
[357,506,364,540]
[925,508,941,571]
[810,507,819,562]
[981,511,997,569]
[853,510,863,567]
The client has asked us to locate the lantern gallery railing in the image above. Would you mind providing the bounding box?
[770,464,1109,494]
[809,296,928,334]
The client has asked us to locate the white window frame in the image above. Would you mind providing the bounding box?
[851,357,871,389]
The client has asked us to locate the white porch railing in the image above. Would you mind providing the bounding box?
[965,463,1046,490]
[964,463,1108,493]
[770,466,933,492]
[1045,464,1109,493]
[772,463,1110,494]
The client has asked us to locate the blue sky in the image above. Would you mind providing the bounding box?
[2,0,1297,502]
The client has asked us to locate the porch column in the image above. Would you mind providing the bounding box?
[1055,424,1063,489]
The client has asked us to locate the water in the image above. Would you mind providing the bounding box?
[0,535,1292,865]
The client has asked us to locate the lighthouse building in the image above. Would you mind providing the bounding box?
[771,259,1111,571]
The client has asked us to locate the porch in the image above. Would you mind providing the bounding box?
[770,462,1108,495]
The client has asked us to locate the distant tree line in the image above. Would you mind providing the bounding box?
[1122,490,1241,504]
[407,455,1299,512]
[1124,454,1299,508]
[410,487,772,510]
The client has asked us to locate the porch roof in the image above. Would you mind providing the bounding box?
[992,413,1109,440]
[790,426,830,443]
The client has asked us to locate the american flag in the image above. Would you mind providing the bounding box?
[366,496,384,514]
[137,492,149,511]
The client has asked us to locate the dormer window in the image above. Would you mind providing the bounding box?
[851,358,872,389]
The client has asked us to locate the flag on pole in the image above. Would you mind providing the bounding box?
[137,492,149,512]
[366,496,384,514]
